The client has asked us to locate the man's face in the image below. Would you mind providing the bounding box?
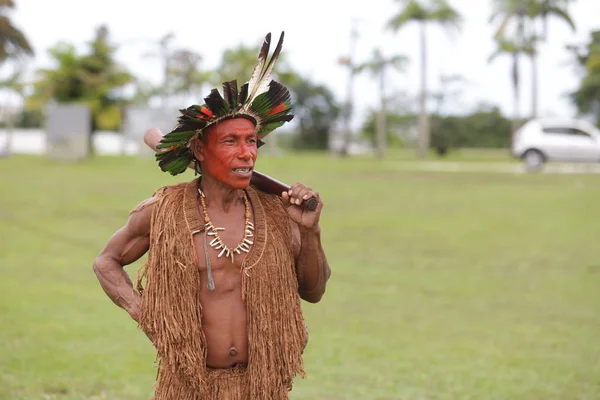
[196,118,258,189]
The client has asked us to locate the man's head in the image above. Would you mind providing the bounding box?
[155,32,294,177]
[190,118,258,189]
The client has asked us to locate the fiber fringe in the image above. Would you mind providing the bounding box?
[134,179,307,399]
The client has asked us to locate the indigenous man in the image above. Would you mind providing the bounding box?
[92,32,331,399]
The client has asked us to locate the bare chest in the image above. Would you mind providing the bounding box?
[193,207,255,292]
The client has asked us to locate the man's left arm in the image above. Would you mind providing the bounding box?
[282,184,331,303]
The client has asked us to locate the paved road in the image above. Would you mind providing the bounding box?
[392,161,600,175]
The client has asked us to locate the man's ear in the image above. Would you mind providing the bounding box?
[190,138,204,162]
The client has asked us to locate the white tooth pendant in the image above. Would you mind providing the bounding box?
[200,188,254,263]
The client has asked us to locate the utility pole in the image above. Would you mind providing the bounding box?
[159,33,175,108]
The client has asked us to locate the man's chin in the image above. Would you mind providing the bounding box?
[226,177,252,190]
[204,172,252,190]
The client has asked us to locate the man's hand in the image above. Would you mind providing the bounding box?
[281,183,322,232]
[283,183,330,303]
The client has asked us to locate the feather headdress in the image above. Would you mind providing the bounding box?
[155,32,294,176]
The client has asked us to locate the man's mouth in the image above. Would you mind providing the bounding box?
[232,167,253,176]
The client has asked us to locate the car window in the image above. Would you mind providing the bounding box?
[569,128,592,137]
[542,127,592,137]
[542,127,570,135]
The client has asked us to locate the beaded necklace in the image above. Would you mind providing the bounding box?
[198,188,254,290]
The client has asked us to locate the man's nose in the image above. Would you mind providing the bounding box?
[238,143,253,159]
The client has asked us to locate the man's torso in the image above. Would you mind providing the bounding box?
[191,193,253,368]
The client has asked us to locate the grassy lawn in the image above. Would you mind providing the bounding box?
[1,153,599,400]
[378,147,516,162]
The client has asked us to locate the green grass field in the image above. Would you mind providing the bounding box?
[1,153,599,400]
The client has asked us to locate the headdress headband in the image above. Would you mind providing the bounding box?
[155,32,294,176]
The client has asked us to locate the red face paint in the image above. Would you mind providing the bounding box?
[199,118,258,189]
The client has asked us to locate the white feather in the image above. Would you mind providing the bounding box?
[245,33,271,104]
[244,32,285,108]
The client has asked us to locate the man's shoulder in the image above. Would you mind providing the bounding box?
[250,185,284,206]
[156,180,191,197]
[249,185,292,224]
[129,179,195,215]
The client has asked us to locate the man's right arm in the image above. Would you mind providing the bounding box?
[92,198,155,323]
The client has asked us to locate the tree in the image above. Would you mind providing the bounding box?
[168,49,210,103]
[0,0,33,155]
[26,25,134,154]
[130,79,161,106]
[387,0,461,159]
[569,30,600,127]
[354,48,408,158]
[490,0,575,119]
[79,26,135,131]
[288,77,340,150]
[212,44,263,86]
[0,0,33,63]
[0,68,26,154]
[488,37,531,136]
[141,32,176,107]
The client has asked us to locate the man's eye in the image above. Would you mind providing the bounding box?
[248,138,257,144]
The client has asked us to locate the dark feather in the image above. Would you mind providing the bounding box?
[265,81,291,106]
[238,83,249,106]
[204,88,229,116]
[265,114,294,124]
[222,80,238,109]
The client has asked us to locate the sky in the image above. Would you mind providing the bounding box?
[9,0,600,130]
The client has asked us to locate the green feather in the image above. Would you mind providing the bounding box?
[260,121,285,134]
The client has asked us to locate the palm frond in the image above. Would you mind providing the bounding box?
[430,0,462,30]
[544,5,576,31]
[386,0,427,32]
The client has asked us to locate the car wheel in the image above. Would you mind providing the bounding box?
[523,149,545,172]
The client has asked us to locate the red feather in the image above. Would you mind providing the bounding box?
[267,102,287,116]
[201,106,214,118]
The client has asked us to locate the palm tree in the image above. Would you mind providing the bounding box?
[387,0,461,159]
[569,30,600,126]
[0,68,25,155]
[0,0,33,156]
[355,48,408,158]
[213,45,261,86]
[142,32,175,107]
[488,38,532,136]
[534,0,575,40]
[0,0,33,63]
[490,0,575,119]
[169,49,210,103]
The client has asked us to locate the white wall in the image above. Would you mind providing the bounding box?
[0,129,145,156]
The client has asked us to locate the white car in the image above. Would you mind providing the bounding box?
[512,118,600,171]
